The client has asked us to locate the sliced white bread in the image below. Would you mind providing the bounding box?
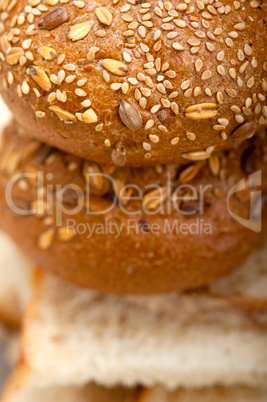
[18,243,267,390]
[0,97,12,133]
[0,231,34,328]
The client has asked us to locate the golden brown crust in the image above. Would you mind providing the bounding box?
[0,0,266,166]
[137,385,267,402]
[0,121,267,294]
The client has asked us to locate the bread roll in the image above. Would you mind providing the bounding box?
[0,122,266,294]
[0,0,266,166]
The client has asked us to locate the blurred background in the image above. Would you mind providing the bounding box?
[0,96,13,392]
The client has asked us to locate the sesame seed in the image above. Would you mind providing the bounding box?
[217,65,225,76]
[195,59,203,72]
[244,43,252,56]
[21,80,30,94]
[35,111,45,118]
[65,75,76,84]
[151,104,161,114]
[149,134,159,143]
[201,70,211,81]
[231,105,241,114]
[194,86,201,97]
[216,92,224,105]
[145,120,154,129]
[235,115,245,123]
[103,70,110,83]
[110,83,121,91]
[77,79,86,87]
[186,132,196,141]
[75,88,87,97]
[171,137,179,145]
[181,79,190,90]
[172,42,184,50]
[139,97,147,109]
[143,142,151,151]
[157,83,166,94]
[247,76,255,88]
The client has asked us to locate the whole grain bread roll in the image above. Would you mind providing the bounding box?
[0,0,266,166]
[0,121,266,294]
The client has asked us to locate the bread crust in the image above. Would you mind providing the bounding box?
[0,122,266,294]
[0,0,266,166]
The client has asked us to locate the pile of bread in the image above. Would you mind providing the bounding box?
[0,0,266,400]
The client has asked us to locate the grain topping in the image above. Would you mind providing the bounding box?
[38,7,69,30]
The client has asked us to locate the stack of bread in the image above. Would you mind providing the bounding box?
[0,0,266,400]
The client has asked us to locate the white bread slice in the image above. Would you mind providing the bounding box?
[0,97,12,132]
[0,231,34,328]
[137,385,267,402]
[18,240,267,391]
[0,102,26,327]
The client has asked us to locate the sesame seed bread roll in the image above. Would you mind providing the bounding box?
[1,369,137,402]
[0,121,267,294]
[1,371,267,402]
[2,368,267,402]
[137,386,267,402]
[0,0,266,166]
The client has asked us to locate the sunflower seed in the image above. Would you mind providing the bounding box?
[38,7,69,30]
[119,99,142,130]
[231,122,255,139]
